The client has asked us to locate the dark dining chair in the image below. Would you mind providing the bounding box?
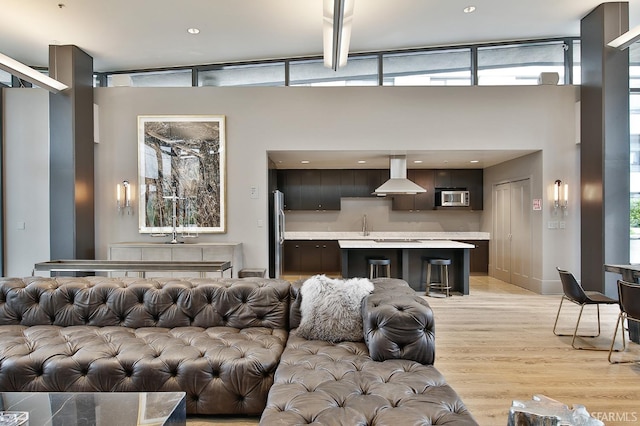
[609,280,640,364]
[554,268,619,350]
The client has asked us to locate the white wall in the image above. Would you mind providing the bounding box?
[482,92,580,294]
[3,89,50,277]
[3,85,579,288]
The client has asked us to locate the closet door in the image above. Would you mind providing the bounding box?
[510,179,531,287]
[493,179,531,286]
[493,182,512,282]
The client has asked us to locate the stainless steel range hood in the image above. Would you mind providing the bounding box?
[373,155,427,196]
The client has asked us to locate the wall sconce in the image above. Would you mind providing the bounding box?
[117,180,132,214]
[554,179,568,214]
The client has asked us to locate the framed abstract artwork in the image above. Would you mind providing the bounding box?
[137,115,226,234]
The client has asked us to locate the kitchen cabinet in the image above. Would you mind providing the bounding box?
[351,169,389,197]
[283,240,341,274]
[277,169,302,210]
[455,240,489,274]
[299,170,341,210]
[340,170,357,197]
[392,169,435,211]
[435,169,483,210]
[277,170,341,210]
[435,169,482,188]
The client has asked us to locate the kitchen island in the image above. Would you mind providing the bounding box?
[339,239,475,295]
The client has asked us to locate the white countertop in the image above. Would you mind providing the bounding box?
[110,242,243,247]
[285,231,489,241]
[338,239,476,249]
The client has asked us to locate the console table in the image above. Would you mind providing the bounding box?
[33,260,232,278]
[109,242,242,278]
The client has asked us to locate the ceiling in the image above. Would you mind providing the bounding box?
[269,150,539,169]
[0,1,635,170]
[0,0,638,73]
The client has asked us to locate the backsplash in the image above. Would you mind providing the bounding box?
[284,197,482,232]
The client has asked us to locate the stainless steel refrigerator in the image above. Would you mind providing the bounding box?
[272,190,285,278]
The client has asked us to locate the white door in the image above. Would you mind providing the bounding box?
[493,179,531,286]
[510,179,531,287]
[493,182,511,282]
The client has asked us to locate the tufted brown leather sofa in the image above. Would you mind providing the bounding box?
[0,276,290,415]
[261,277,477,425]
[0,275,476,424]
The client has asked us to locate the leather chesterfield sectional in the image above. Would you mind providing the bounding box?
[0,276,477,425]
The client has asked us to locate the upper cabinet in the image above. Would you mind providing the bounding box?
[434,169,483,210]
[277,169,341,210]
[391,169,435,211]
[434,169,481,189]
[339,169,390,198]
[277,168,482,211]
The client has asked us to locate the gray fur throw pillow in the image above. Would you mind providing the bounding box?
[297,275,374,342]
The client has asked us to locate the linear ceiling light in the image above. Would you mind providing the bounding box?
[323,0,354,71]
[0,52,68,93]
[608,24,640,50]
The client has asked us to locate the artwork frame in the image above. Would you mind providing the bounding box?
[137,115,226,234]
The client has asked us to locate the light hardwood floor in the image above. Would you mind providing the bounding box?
[187,275,640,426]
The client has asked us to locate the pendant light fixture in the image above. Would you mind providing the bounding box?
[0,52,68,93]
[323,0,355,71]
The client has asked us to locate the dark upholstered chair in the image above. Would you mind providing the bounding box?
[609,280,640,364]
[554,268,619,350]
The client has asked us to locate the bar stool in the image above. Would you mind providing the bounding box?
[368,257,391,279]
[421,257,452,297]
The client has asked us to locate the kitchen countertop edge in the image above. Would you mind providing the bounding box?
[284,231,490,241]
[338,240,476,249]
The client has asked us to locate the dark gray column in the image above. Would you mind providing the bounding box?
[580,3,630,295]
[48,45,95,261]
[0,87,4,275]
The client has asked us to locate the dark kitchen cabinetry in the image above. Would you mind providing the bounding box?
[278,168,481,210]
[277,170,341,210]
[435,169,482,188]
[435,169,483,210]
[283,240,341,274]
[277,169,302,210]
[456,240,489,274]
[391,169,435,211]
[342,169,389,198]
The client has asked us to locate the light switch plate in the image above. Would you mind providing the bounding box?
[250,186,259,199]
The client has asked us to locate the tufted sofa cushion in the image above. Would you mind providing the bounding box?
[0,277,291,415]
[260,333,477,425]
[363,292,435,365]
[0,276,290,330]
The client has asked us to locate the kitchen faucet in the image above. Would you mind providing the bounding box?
[362,214,369,236]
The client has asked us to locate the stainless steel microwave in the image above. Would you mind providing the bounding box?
[440,190,470,207]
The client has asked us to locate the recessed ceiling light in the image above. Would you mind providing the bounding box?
[470,160,479,163]
[357,160,366,164]
[301,160,310,164]
[187,28,200,35]
[463,6,476,13]
[413,160,423,164]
